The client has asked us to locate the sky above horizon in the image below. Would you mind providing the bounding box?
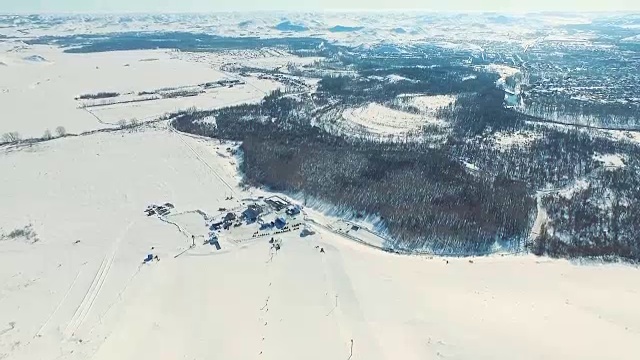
[2,0,639,13]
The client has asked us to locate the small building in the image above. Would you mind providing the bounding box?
[265,196,290,211]
[504,89,519,108]
[275,216,287,229]
[300,227,315,237]
[210,221,223,230]
[242,204,264,222]
[224,212,237,222]
[285,205,301,216]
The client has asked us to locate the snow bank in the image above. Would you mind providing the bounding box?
[559,179,590,199]
[593,153,627,169]
[463,161,480,171]
[621,34,640,43]
[385,74,415,83]
[22,54,49,63]
[407,94,456,112]
[493,130,541,150]
[482,64,521,79]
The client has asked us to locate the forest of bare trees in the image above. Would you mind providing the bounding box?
[172,62,640,260]
[172,84,535,254]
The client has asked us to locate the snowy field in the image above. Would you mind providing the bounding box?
[1,123,640,360]
[1,36,640,360]
[2,124,640,360]
[341,102,446,137]
[406,94,456,112]
[0,44,283,138]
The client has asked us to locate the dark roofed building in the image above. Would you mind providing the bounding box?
[242,204,263,222]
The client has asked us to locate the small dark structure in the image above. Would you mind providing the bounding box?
[285,205,301,216]
[260,222,273,230]
[265,196,289,211]
[224,212,237,222]
[242,204,263,222]
[300,228,315,237]
[209,236,222,250]
[275,216,287,229]
[210,221,223,230]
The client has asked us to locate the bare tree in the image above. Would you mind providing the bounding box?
[117,119,128,129]
[42,129,53,140]
[1,132,21,143]
[55,126,66,137]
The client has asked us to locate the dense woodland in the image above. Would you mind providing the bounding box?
[534,160,640,262]
[173,84,535,255]
[164,42,640,260]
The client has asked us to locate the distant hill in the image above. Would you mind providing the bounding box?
[275,21,309,32]
[329,25,364,33]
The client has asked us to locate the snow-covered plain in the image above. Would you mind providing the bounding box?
[407,94,456,112]
[0,43,283,138]
[341,102,446,137]
[2,129,640,360]
[2,17,640,360]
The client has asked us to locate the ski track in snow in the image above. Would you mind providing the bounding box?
[64,221,135,338]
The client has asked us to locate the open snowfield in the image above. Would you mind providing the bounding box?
[0,43,282,138]
[1,123,640,360]
[85,77,281,125]
[2,36,640,360]
[407,94,456,112]
[342,103,446,137]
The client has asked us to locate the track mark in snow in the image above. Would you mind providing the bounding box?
[86,262,144,338]
[0,322,16,336]
[169,123,237,196]
[326,295,339,317]
[35,270,82,337]
[64,221,134,337]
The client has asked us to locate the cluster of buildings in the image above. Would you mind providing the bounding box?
[242,196,302,229]
[209,195,302,235]
[204,195,304,250]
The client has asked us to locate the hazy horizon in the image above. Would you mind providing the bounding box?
[2,0,640,14]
